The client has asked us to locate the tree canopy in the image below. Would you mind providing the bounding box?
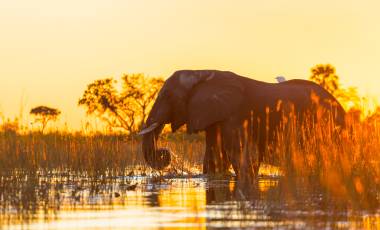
[78,73,164,134]
[310,64,361,112]
[310,64,339,96]
[30,106,61,133]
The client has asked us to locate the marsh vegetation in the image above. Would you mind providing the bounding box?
[1,114,380,228]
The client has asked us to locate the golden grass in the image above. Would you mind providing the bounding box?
[0,113,380,209]
[0,131,205,175]
[264,114,380,210]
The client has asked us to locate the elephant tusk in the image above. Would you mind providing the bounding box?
[138,122,160,135]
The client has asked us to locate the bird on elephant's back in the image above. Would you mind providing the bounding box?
[139,70,346,180]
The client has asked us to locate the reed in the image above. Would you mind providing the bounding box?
[0,131,205,176]
[0,111,379,209]
[261,112,380,210]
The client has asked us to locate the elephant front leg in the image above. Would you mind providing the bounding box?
[203,142,214,174]
[203,124,230,174]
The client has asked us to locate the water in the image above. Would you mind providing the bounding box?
[1,172,379,229]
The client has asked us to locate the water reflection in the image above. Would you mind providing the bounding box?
[1,172,380,229]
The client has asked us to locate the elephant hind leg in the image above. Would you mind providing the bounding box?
[222,122,260,182]
[221,130,241,177]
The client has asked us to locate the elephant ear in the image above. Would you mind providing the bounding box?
[187,73,245,132]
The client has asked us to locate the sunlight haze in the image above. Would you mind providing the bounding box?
[1,0,379,130]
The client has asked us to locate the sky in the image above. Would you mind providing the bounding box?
[0,0,380,130]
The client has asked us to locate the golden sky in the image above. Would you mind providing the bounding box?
[1,0,379,130]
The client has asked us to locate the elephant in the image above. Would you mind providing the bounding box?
[139,70,346,179]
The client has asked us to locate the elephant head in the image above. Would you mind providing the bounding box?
[139,70,245,170]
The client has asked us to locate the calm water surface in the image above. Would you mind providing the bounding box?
[1,172,379,229]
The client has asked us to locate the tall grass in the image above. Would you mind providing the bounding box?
[0,131,205,176]
[260,111,380,210]
[0,131,205,225]
[1,110,380,210]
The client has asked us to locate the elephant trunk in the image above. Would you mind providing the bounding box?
[139,81,174,170]
[141,123,171,170]
[142,128,158,168]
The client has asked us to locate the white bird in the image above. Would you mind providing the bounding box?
[275,76,286,83]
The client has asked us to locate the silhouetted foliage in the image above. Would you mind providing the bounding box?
[121,74,164,131]
[30,106,61,133]
[78,74,164,134]
[336,87,362,110]
[310,64,339,96]
[310,64,361,112]
[0,118,19,135]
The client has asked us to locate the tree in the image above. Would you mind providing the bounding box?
[310,64,361,112]
[78,74,164,134]
[30,106,61,133]
[121,74,164,130]
[310,64,340,96]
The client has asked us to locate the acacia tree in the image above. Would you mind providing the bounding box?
[78,74,164,134]
[121,74,164,130]
[30,106,61,133]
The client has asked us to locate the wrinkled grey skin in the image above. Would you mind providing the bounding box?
[141,70,346,178]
